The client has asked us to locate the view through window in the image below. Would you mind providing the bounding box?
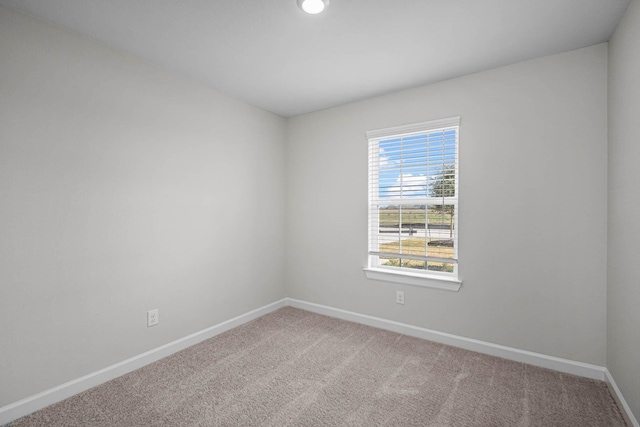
[367,117,459,279]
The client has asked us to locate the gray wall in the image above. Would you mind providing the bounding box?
[0,7,286,407]
[608,0,640,420]
[286,44,608,366]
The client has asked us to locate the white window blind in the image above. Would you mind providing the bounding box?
[367,117,459,279]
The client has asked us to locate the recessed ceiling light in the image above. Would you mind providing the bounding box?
[297,0,329,15]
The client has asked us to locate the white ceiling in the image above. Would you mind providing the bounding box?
[0,0,630,117]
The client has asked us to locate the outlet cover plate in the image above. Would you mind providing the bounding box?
[147,309,159,327]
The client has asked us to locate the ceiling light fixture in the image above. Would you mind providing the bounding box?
[297,0,329,15]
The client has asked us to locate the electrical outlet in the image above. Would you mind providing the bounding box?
[396,291,405,305]
[147,309,159,327]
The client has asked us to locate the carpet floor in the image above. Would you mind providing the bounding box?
[8,307,627,426]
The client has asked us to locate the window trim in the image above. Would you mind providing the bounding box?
[363,267,462,291]
[365,117,462,291]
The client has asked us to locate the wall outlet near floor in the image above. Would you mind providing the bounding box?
[396,291,405,305]
[147,309,159,327]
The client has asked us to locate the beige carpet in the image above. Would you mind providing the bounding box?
[8,307,626,426]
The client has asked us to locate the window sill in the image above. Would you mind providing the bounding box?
[363,267,462,292]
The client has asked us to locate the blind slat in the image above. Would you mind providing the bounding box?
[369,251,457,264]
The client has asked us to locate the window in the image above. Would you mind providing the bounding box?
[364,117,461,291]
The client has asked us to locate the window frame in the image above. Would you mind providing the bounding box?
[363,117,461,292]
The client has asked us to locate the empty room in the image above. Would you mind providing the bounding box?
[1,0,639,425]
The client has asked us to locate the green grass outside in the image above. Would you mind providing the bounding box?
[379,209,453,227]
[378,237,454,272]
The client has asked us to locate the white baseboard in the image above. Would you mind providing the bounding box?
[0,298,287,426]
[3,297,637,427]
[605,369,640,427]
[285,298,607,380]
[287,298,640,424]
